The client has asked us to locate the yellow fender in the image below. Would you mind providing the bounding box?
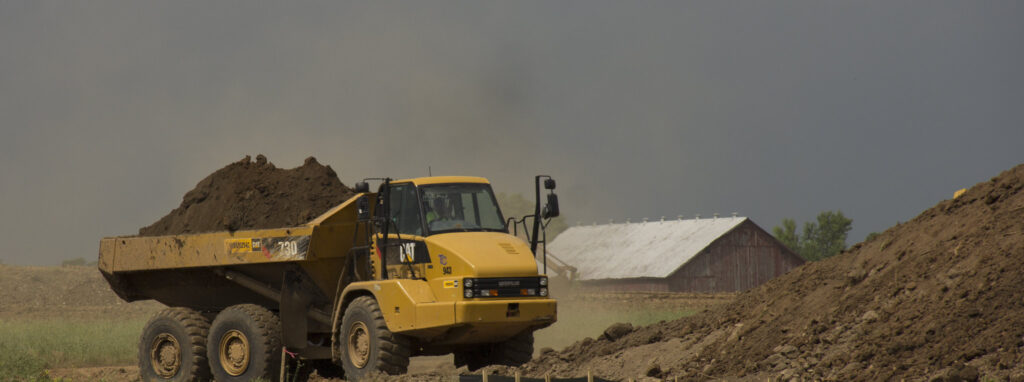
[333,280,455,335]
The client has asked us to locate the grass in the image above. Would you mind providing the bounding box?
[0,318,147,381]
[532,301,697,352]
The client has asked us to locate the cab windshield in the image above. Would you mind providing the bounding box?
[420,183,507,235]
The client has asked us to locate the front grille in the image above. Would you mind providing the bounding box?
[464,277,546,298]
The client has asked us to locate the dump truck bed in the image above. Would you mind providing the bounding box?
[99,194,368,310]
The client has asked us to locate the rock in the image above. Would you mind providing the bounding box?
[953,365,979,382]
[861,310,880,322]
[602,322,634,341]
[580,337,594,347]
[539,347,554,356]
[773,344,799,357]
[765,353,785,367]
[779,368,796,379]
[645,362,662,377]
[847,267,868,285]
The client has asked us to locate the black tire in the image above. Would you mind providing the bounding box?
[138,307,212,382]
[454,331,534,371]
[453,350,488,372]
[492,330,534,366]
[339,296,411,380]
[206,304,282,381]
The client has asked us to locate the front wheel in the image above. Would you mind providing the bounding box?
[339,296,411,379]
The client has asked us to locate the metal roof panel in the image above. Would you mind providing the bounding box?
[546,217,748,280]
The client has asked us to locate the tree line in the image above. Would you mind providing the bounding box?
[772,210,853,261]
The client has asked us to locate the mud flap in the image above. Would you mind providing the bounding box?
[280,266,327,349]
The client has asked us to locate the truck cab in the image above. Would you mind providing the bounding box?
[335,176,558,377]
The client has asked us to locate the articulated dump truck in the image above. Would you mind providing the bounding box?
[99,176,561,381]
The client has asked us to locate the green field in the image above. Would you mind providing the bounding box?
[0,319,147,381]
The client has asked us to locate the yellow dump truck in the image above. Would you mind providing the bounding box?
[99,175,561,381]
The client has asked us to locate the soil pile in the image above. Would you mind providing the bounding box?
[0,265,162,320]
[138,155,354,236]
[514,164,1024,381]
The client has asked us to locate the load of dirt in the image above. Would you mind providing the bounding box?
[138,155,355,236]
[513,164,1024,381]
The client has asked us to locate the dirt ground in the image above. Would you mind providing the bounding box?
[505,164,1024,381]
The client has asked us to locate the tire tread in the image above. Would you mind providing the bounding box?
[139,307,211,381]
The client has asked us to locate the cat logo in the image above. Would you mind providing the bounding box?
[399,242,416,263]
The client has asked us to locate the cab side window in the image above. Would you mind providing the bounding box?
[388,184,423,236]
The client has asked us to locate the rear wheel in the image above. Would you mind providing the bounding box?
[206,304,282,381]
[339,296,411,379]
[138,307,211,381]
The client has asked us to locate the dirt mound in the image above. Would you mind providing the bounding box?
[514,164,1024,381]
[0,265,163,320]
[138,155,354,236]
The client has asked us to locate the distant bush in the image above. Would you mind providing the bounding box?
[772,210,853,261]
[60,257,96,267]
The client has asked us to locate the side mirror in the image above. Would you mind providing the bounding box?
[542,193,560,219]
[544,178,556,190]
[354,181,370,193]
[356,195,371,222]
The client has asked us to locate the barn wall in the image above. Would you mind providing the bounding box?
[667,220,804,292]
[577,278,670,293]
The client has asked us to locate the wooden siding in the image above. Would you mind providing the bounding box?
[577,278,669,293]
[667,220,803,292]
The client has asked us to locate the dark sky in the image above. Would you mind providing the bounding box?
[1,1,1022,265]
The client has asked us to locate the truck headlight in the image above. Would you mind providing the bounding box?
[464,289,474,298]
[539,287,548,297]
[464,278,474,288]
[539,277,548,286]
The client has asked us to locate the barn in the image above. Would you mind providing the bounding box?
[545,216,805,293]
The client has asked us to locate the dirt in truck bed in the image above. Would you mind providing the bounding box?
[507,164,1024,381]
[138,155,355,236]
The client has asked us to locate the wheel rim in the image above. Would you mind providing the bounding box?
[218,329,250,376]
[347,321,370,368]
[150,333,181,378]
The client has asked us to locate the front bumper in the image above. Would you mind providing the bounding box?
[401,298,557,345]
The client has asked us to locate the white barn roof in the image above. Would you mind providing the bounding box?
[546,216,748,280]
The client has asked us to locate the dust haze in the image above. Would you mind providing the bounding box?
[1,1,1022,265]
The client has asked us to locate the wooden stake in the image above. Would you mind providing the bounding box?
[483,368,489,382]
[279,347,287,382]
[515,371,521,382]
[587,369,593,382]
